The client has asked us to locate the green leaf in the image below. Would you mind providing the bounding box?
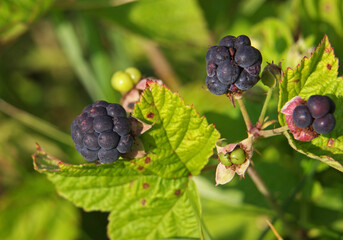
[278,35,343,172]
[33,82,220,239]
[88,0,210,47]
[133,82,220,178]
[107,179,202,240]
[0,0,55,44]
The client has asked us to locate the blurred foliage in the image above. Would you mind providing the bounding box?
[1,0,343,239]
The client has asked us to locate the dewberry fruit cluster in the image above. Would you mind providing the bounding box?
[292,95,336,134]
[205,35,262,95]
[71,100,133,163]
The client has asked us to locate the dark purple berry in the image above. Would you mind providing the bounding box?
[83,132,100,150]
[74,112,88,125]
[75,144,82,153]
[80,117,93,132]
[204,35,262,95]
[292,105,313,128]
[205,46,217,62]
[206,76,228,95]
[117,135,134,154]
[313,113,335,134]
[216,60,241,85]
[71,127,84,145]
[307,95,331,118]
[93,116,113,133]
[325,96,336,113]
[80,147,98,161]
[82,104,93,113]
[71,101,133,163]
[234,45,262,68]
[234,35,251,49]
[98,148,120,163]
[93,100,109,107]
[206,60,217,77]
[98,131,120,149]
[113,117,130,136]
[244,63,261,76]
[234,70,259,90]
[106,104,127,118]
[88,107,107,118]
[219,35,236,48]
[207,46,230,63]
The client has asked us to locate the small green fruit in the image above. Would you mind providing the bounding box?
[219,152,232,167]
[125,67,141,84]
[230,148,246,165]
[111,71,134,93]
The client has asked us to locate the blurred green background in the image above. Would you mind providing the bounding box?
[0,0,343,239]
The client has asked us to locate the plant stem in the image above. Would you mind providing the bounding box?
[52,12,104,101]
[257,88,274,127]
[236,98,253,131]
[201,165,217,172]
[258,161,319,240]
[259,126,289,138]
[200,217,213,240]
[247,165,299,239]
[142,39,180,90]
[0,99,73,146]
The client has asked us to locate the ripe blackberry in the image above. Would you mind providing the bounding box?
[217,60,241,85]
[71,101,133,163]
[234,70,259,91]
[234,35,251,49]
[206,76,228,95]
[205,35,262,95]
[234,45,262,68]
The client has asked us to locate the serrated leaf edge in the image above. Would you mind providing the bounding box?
[134,81,220,176]
[283,131,343,172]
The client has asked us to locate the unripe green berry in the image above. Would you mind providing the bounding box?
[125,67,141,84]
[111,71,134,93]
[230,148,246,165]
[261,63,281,88]
[219,152,232,167]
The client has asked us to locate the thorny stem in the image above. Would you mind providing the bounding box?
[236,98,253,131]
[248,166,299,240]
[257,87,274,127]
[259,126,289,138]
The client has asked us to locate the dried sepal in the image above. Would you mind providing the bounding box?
[215,138,253,185]
[128,116,154,137]
[215,163,235,185]
[121,137,146,159]
[121,78,164,113]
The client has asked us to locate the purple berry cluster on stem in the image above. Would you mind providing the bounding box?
[71,100,133,163]
[205,35,262,95]
[292,95,336,135]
